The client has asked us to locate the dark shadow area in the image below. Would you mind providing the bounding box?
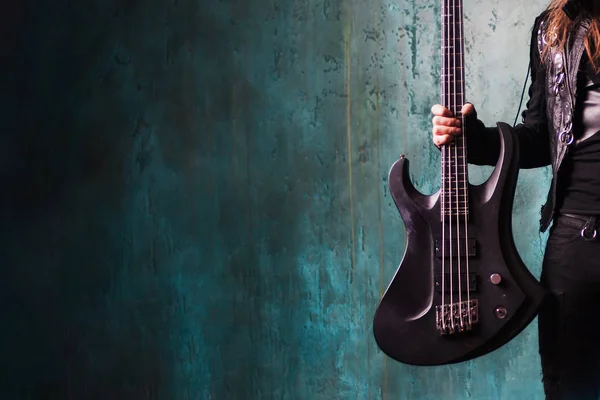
[0,1,173,397]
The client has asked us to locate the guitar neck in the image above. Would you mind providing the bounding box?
[442,0,466,114]
[441,0,468,218]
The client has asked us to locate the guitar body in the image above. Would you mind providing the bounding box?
[372,122,548,366]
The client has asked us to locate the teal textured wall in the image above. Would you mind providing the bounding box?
[2,0,552,398]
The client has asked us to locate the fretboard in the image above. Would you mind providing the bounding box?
[441,0,469,218]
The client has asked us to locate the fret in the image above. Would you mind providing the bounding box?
[441,72,464,77]
[442,154,467,158]
[442,190,469,195]
[443,212,469,217]
[442,207,469,211]
[441,161,467,166]
[441,190,469,196]
[442,169,467,173]
[442,179,468,183]
[442,147,467,151]
[443,210,469,214]
[442,160,467,165]
[442,181,468,186]
[442,152,467,156]
[442,85,464,90]
[442,211,469,216]
[442,172,468,177]
[441,78,464,85]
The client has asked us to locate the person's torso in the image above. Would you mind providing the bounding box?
[557,59,600,214]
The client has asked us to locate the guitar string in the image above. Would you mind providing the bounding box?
[448,0,462,332]
[443,0,450,332]
[444,0,453,332]
[440,0,446,333]
[450,0,464,331]
[459,0,471,327]
[440,0,447,332]
[456,0,467,330]
[446,0,455,333]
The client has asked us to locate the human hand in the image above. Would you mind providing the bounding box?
[431,103,476,147]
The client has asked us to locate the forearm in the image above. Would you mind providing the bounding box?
[465,11,551,170]
[466,120,550,169]
[465,120,500,167]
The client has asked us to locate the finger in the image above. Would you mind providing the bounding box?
[433,134,454,147]
[432,115,462,128]
[431,104,453,117]
[461,103,476,116]
[433,124,462,137]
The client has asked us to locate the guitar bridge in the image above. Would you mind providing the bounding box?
[435,299,479,335]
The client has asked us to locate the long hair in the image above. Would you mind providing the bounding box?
[542,0,600,70]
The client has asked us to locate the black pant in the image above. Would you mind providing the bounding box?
[539,213,600,400]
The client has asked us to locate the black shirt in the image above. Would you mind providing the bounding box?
[556,60,600,215]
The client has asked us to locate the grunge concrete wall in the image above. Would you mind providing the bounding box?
[1,0,552,398]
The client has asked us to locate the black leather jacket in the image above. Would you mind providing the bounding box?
[466,11,592,233]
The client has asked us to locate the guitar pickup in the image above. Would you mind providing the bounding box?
[434,238,477,258]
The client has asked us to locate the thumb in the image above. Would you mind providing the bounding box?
[461,103,477,118]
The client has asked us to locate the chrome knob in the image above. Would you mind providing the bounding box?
[490,273,502,285]
[495,306,508,319]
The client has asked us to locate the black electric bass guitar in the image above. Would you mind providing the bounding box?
[372,0,547,366]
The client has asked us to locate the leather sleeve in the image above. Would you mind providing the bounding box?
[466,12,552,169]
